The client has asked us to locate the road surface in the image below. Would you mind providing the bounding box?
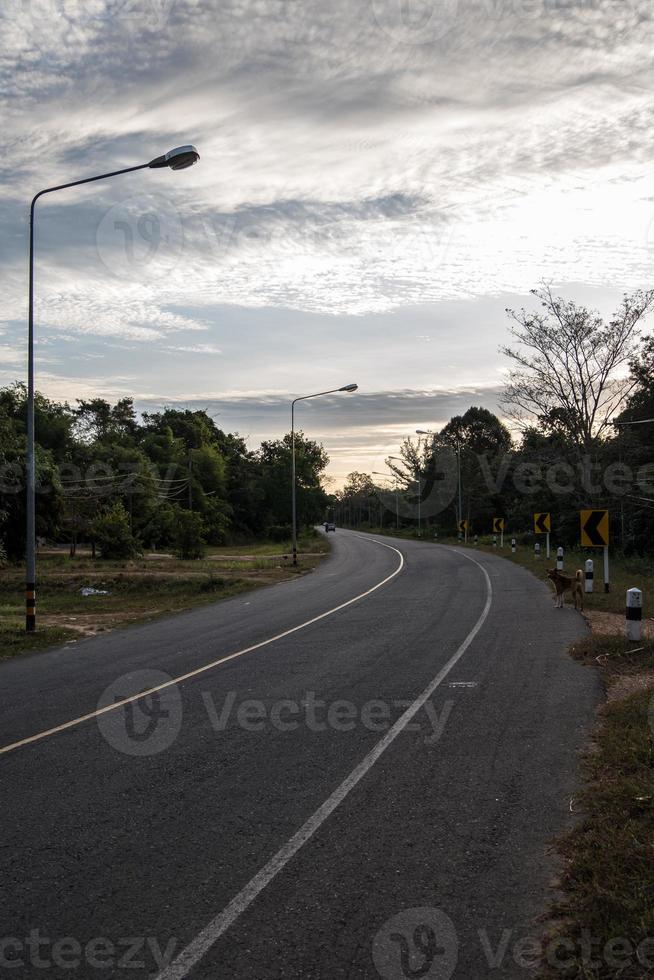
[0,531,601,979]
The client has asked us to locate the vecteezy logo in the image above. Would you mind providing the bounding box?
[370,0,459,46]
[96,669,183,756]
[373,908,458,979]
[96,194,183,281]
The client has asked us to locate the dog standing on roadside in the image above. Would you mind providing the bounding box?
[547,568,584,611]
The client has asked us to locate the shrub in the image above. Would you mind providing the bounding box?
[174,510,205,560]
[266,524,292,542]
[92,502,141,560]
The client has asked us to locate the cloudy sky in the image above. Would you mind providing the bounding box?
[2,0,654,485]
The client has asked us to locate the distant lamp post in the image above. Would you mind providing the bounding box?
[291,384,358,566]
[25,146,200,632]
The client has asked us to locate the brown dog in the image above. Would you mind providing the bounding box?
[547,568,584,610]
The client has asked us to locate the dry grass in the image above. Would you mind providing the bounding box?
[538,635,654,979]
[0,536,329,657]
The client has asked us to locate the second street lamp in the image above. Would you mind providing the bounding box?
[25,146,200,632]
[291,384,358,566]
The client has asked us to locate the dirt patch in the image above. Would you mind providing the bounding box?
[606,670,654,702]
[39,611,163,638]
[584,608,654,639]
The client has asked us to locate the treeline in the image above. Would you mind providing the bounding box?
[0,387,329,560]
[335,288,654,555]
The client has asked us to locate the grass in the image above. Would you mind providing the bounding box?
[539,634,654,979]
[0,533,328,659]
[206,536,328,558]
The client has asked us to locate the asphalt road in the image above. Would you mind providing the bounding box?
[0,531,602,979]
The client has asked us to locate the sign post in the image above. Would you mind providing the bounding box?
[580,510,610,593]
[493,517,505,548]
[534,513,551,559]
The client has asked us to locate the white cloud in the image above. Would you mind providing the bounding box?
[2,0,654,478]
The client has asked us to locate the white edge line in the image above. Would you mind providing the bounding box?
[154,547,493,980]
[0,540,404,758]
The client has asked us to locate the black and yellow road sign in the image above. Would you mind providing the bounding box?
[534,512,551,534]
[458,519,468,534]
[580,509,609,548]
[493,517,505,533]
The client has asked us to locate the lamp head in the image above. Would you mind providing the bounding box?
[149,145,200,170]
[339,383,358,392]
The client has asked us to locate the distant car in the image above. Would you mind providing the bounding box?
[324,521,336,532]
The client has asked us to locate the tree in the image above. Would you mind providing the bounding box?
[174,510,205,560]
[612,337,654,553]
[258,431,329,530]
[74,397,138,445]
[92,502,140,559]
[500,285,654,453]
[341,472,377,526]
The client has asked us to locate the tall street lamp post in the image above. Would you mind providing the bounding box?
[291,384,358,566]
[25,145,200,632]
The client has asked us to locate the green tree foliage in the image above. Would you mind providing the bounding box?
[92,502,140,560]
[259,431,329,534]
[174,510,205,560]
[0,389,332,559]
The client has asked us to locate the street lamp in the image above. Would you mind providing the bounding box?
[25,146,200,631]
[416,428,463,533]
[291,384,358,566]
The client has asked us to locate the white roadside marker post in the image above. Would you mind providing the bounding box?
[585,559,594,594]
[492,534,497,548]
[557,546,564,571]
[546,532,551,560]
[535,542,541,560]
[603,545,610,593]
[626,588,643,642]
[511,538,516,554]
[474,534,478,546]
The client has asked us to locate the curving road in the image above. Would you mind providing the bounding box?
[0,531,601,979]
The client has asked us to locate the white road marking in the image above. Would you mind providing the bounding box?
[154,547,493,980]
[0,541,404,759]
